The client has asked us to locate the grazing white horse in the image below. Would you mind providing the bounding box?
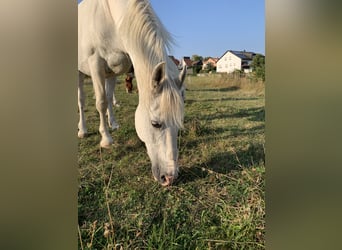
[78,0,187,186]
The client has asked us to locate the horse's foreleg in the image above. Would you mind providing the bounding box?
[105,77,119,130]
[78,72,88,138]
[88,56,113,148]
[112,82,120,107]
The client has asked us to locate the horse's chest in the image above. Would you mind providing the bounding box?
[105,51,132,76]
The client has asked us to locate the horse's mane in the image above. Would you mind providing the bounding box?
[119,0,174,68]
[119,0,184,128]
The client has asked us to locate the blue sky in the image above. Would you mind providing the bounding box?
[78,0,264,59]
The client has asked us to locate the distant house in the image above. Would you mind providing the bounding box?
[216,50,260,73]
[181,56,193,68]
[202,57,218,70]
[181,56,195,74]
[168,55,180,66]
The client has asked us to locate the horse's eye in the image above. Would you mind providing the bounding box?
[151,121,162,129]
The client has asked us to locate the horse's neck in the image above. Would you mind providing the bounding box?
[128,49,167,100]
[108,0,172,101]
[131,58,156,102]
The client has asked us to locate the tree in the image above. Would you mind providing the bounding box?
[191,54,203,62]
[202,62,215,73]
[191,54,203,74]
[251,54,265,81]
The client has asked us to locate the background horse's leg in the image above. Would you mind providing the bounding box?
[105,77,120,130]
[78,72,88,138]
[125,75,133,93]
[88,55,113,148]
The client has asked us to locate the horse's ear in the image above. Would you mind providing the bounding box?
[152,61,166,89]
[178,61,187,86]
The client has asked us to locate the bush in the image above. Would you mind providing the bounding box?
[251,54,265,81]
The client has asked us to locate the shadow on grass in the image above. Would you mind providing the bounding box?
[199,106,265,122]
[177,106,265,185]
[185,97,260,105]
[189,86,240,92]
[180,116,264,152]
[177,142,265,185]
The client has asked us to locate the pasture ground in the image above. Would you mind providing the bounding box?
[78,74,265,249]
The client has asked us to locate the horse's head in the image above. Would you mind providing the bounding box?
[135,61,186,186]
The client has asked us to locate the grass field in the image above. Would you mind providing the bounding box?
[78,73,265,249]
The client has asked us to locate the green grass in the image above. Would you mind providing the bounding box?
[78,74,265,249]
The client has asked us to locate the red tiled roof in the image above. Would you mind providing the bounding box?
[182,57,193,67]
[168,56,180,66]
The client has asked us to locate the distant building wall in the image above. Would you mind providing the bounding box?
[217,51,242,73]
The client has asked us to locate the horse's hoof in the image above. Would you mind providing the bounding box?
[111,123,120,130]
[78,131,88,138]
[100,143,113,149]
[100,140,113,149]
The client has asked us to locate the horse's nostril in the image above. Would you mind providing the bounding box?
[160,175,175,186]
[160,175,166,183]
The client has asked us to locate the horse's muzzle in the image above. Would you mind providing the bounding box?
[160,175,175,186]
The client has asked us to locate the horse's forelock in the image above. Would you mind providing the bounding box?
[159,80,184,129]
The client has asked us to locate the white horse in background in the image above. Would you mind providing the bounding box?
[78,0,187,186]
